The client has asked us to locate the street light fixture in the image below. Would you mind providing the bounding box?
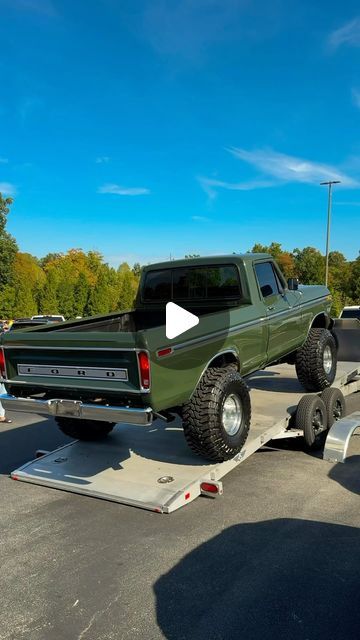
[320,180,341,287]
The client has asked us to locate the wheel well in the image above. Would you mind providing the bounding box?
[311,313,333,330]
[208,351,240,370]
[189,351,240,402]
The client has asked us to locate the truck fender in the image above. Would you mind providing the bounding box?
[190,349,240,399]
[310,312,333,331]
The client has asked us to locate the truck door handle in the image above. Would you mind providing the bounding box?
[267,306,275,311]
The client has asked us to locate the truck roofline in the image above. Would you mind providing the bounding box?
[141,253,272,272]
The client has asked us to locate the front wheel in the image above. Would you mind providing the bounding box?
[55,417,115,440]
[295,328,337,392]
[182,366,251,462]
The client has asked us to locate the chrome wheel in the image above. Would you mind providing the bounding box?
[222,394,242,436]
[323,345,333,375]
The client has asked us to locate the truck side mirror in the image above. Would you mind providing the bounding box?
[287,278,299,291]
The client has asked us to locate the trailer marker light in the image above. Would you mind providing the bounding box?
[200,482,220,495]
[157,347,173,358]
[185,492,190,500]
[137,351,151,389]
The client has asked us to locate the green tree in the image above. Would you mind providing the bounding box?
[251,242,295,278]
[73,272,89,317]
[116,263,139,310]
[348,256,360,302]
[57,280,75,318]
[11,252,46,317]
[0,194,18,300]
[12,282,37,317]
[0,284,15,317]
[86,270,112,316]
[132,262,141,277]
[39,252,63,269]
[293,247,325,284]
[39,270,59,314]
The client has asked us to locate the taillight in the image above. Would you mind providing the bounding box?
[137,351,150,390]
[0,348,6,379]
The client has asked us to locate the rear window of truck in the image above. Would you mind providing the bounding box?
[143,265,243,302]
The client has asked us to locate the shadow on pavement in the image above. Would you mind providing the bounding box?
[328,454,360,496]
[0,418,72,474]
[154,518,360,640]
[0,414,205,483]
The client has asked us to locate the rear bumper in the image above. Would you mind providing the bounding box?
[0,393,153,426]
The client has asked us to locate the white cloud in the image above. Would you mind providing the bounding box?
[352,88,360,108]
[191,215,210,222]
[96,156,110,164]
[0,157,8,164]
[0,182,17,196]
[199,175,274,199]
[228,147,358,187]
[327,17,360,50]
[97,183,150,196]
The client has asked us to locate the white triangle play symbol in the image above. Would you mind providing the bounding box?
[166,302,199,339]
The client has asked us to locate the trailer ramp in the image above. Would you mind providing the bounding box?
[10,361,360,513]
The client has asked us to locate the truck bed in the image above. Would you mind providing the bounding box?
[30,305,232,334]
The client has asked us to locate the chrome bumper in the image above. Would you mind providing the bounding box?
[0,393,153,426]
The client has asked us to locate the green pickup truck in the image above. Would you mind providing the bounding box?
[0,254,336,462]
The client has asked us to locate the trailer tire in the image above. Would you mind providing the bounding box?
[321,387,346,428]
[55,418,115,440]
[296,394,328,450]
[295,328,337,392]
[182,366,251,462]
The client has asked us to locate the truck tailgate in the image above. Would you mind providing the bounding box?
[3,331,143,394]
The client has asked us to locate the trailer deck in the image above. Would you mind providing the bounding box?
[10,361,360,513]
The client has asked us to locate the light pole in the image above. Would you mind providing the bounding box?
[320,180,340,287]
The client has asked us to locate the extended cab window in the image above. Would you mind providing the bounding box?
[143,265,242,302]
[254,262,281,298]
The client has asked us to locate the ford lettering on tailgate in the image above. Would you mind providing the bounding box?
[17,364,128,381]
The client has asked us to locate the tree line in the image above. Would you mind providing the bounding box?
[0,194,359,319]
[0,194,140,319]
[250,242,360,316]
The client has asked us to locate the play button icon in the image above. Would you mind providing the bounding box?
[166,302,199,339]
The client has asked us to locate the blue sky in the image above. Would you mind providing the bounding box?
[0,0,359,266]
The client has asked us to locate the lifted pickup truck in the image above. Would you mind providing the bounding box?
[0,254,336,462]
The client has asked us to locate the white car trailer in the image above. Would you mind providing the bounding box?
[10,348,360,513]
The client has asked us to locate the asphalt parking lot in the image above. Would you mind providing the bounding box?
[0,394,359,640]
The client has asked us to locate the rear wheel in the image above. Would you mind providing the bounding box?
[182,366,251,462]
[55,418,115,440]
[321,387,346,428]
[295,394,328,450]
